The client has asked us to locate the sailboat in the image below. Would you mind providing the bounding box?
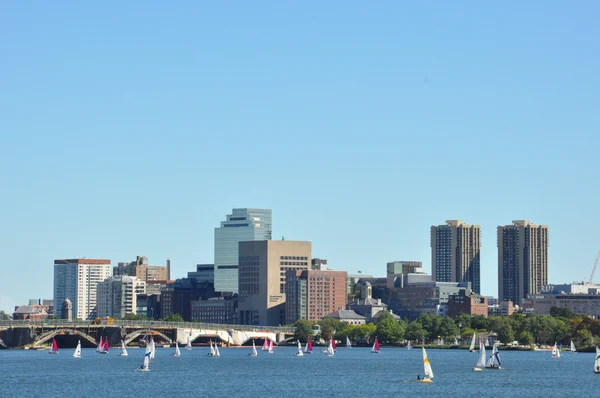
[421,347,434,383]
[150,337,156,360]
[136,352,151,372]
[99,338,109,354]
[469,332,477,352]
[185,335,192,351]
[332,338,337,352]
[407,341,412,350]
[484,337,490,347]
[473,339,486,371]
[371,337,380,354]
[262,339,269,351]
[570,340,577,353]
[249,340,258,357]
[73,341,81,358]
[594,347,600,374]
[119,341,128,357]
[97,336,104,353]
[268,339,274,354]
[346,336,351,348]
[207,341,216,357]
[304,339,313,354]
[49,338,59,355]
[214,343,221,358]
[552,342,560,358]
[295,340,304,356]
[485,343,502,370]
[171,342,181,357]
[325,339,335,357]
[454,338,459,346]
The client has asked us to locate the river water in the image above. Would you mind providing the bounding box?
[0,346,595,397]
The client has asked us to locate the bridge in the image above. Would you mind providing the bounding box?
[0,320,295,349]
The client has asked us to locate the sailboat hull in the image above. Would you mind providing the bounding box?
[472,367,484,372]
[371,350,380,354]
[485,366,501,370]
[421,378,432,383]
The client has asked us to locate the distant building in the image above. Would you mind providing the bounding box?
[25,299,53,316]
[113,256,167,283]
[488,300,514,317]
[284,269,347,324]
[54,258,112,320]
[349,281,389,322]
[160,278,216,321]
[431,220,481,294]
[214,208,272,294]
[62,299,72,321]
[322,309,366,325]
[447,290,488,317]
[311,258,328,270]
[188,264,215,283]
[97,276,146,318]
[238,240,310,326]
[387,261,423,275]
[347,273,374,294]
[523,293,600,317]
[541,282,600,295]
[497,220,548,304]
[136,293,161,319]
[190,297,237,324]
[12,305,50,321]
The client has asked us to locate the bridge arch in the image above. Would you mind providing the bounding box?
[31,329,97,348]
[123,329,172,345]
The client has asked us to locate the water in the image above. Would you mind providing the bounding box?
[0,347,595,397]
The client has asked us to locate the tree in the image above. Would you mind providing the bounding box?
[0,311,10,320]
[517,330,534,346]
[575,329,593,347]
[415,313,442,340]
[162,313,184,322]
[293,320,315,342]
[550,307,576,319]
[439,317,459,340]
[405,321,426,342]
[123,313,149,321]
[350,323,376,342]
[376,318,406,344]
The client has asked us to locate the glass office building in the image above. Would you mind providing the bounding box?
[214,208,272,294]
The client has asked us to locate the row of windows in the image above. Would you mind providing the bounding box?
[280,256,308,261]
[280,261,308,266]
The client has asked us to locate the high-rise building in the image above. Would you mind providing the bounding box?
[214,208,272,294]
[497,220,549,304]
[285,269,348,324]
[113,256,167,283]
[97,276,146,318]
[431,220,481,293]
[188,264,215,283]
[238,240,310,326]
[53,258,112,320]
[311,258,328,270]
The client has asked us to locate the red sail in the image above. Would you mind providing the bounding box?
[52,338,58,351]
[374,338,380,351]
[332,339,337,350]
[104,339,109,351]
[307,339,313,351]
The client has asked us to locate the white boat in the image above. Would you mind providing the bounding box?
[249,340,258,357]
[119,341,128,357]
[552,342,560,358]
[136,352,151,372]
[485,343,502,370]
[171,342,181,357]
[295,340,304,356]
[268,339,274,354]
[346,336,351,348]
[594,346,600,374]
[185,335,192,351]
[208,341,216,357]
[421,347,434,383]
[371,337,380,354]
[469,332,476,352]
[325,339,334,357]
[570,340,576,353]
[214,344,221,358]
[473,339,486,371]
[407,341,412,350]
[73,341,81,358]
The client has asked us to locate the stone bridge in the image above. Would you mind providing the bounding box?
[0,320,294,349]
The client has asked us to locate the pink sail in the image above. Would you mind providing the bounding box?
[307,339,313,352]
[98,336,103,351]
[332,339,337,351]
[374,338,380,351]
[270,339,274,350]
[104,338,109,352]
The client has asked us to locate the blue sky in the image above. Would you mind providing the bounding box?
[1,2,599,304]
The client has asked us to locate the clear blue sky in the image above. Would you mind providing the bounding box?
[1,2,599,305]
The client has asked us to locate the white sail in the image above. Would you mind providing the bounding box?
[143,352,150,370]
[595,347,600,373]
[469,333,476,351]
[570,340,576,353]
[209,341,216,356]
[407,341,412,350]
[96,337,103,353]
[296,341,304,356]
[251,340,258,357]
[422,347,433,379]
[327,340,334,356]
[304,341,309,353]
[485,338,490,347]
[149,338,156,360]
[552,342,560,358]
[346,337,351,348]
[120,341,128,357]
[475,340,486,369]
[215,344,220,357]
[173,342,181,357]
[268,339,273,354]
[486,344,502,368]
[73,341,81,358]
[185,335,192,351]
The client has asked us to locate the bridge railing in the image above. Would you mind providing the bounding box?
[0,320,295,334]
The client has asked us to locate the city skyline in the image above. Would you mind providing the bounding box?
[2,2,599,305]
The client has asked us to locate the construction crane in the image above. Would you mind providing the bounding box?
[588,251,600,283]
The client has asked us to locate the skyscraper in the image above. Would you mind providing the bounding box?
[54,258,112,320]
[214,208,272,294]
[431,220,481,293]
[97,276,146,318]
[497,220,549,304]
